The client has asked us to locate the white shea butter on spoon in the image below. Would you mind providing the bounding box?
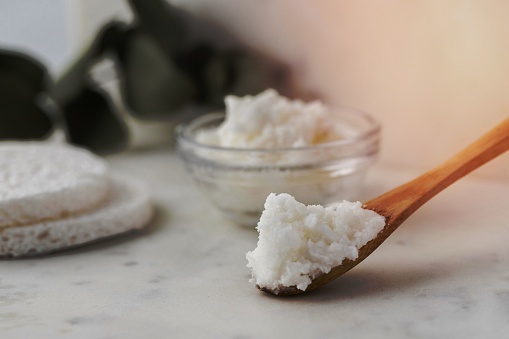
[248,118,509,296]
[246,193,385,293]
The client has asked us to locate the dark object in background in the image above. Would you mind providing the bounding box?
[0,0,285,154]
[0,50,54,139]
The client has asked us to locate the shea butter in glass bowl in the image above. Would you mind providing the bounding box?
[176,106,381,227]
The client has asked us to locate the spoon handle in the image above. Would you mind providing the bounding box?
[274,118,509,295]
[364,117,509,227]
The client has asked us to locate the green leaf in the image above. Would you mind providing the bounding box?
[52,21,129,106]
[128,0,187,56]
[0,50,53,139]
[116,29,196,120]
[52,22,131,153]
[60,86,129,154]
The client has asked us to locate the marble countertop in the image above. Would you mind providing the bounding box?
[1,146,509,338]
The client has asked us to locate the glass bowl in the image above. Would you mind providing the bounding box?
[175,107,381,227]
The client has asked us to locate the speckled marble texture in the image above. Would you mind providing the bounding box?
[1,147,509,338]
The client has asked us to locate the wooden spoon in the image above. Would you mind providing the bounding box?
[261,117,509,296]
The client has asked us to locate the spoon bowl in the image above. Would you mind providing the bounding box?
[261,117,509,296]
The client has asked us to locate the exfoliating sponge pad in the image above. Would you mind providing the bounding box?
[0,175,153,257]
[0,141,154,257]
[0,142,109,228]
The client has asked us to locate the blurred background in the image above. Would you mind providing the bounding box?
[1,0,508,179]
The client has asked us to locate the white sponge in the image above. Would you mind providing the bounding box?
[0,142,109,227]
[0,175,153,257]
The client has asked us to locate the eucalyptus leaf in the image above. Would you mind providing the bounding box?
[128,0,187,57]
[0,49,48,91]
[60,87,128,154]
[116,29,196,120]
[0,50,53,139]
[52,21,129,106]
[52,22,131,153]
[222,51,271,97]
[0,0,275,153]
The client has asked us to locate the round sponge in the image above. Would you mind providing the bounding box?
[0,142,109,228]
[0,175,153,257]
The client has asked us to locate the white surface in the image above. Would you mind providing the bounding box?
[0,147,508,338]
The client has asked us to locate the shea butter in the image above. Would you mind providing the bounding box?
[176,90,380,226]
[246,193,385,292]
[196,89,339,149]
